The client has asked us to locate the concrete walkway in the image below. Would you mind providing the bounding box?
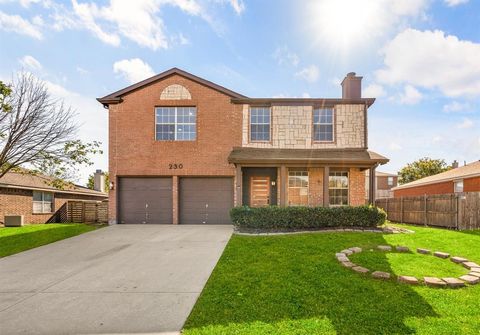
[0,224,232,335]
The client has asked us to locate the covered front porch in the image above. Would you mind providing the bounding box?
[228,147,389,208]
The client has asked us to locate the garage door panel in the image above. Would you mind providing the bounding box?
[180,178,233,225]
[118,178,172,224]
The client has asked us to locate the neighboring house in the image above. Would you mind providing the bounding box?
[365,171,398,200]
[393,160,480,197]
[0,171,108,224]
[98,68,388,225]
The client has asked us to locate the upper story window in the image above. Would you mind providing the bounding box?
[250,107,271,142]
[454,180,464,193]
[313,108,334,142]
[155,107,196,141]
[33,191,53,214]
[387,176,394,186]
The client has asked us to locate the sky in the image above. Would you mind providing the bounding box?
[0,0,479,185]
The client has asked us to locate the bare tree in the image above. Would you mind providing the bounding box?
[0,72,101,185]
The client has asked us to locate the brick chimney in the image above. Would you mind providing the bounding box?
[341,72,363,99]
[93,169,105,193]
[452,160,459,169]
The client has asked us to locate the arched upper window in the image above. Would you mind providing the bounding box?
[160,84,192,100]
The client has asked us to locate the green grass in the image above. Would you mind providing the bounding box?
[0,223,97,258]
[184,224,480,335]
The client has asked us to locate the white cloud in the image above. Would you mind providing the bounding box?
[295,65,320,83]
[444,0,469,6]
[19,55,42,71]
[443,101,471,113]
[388,142,403,151]
[273,46,300,67]
[223,0,245,15]
[76,66,90,75]
[363,83,386,98]
[305,0,429,52]
[398,85,422,105]
[376,29,480,98]
[113,58,155,84]
[0,11,43,39]
[456,117,474,129]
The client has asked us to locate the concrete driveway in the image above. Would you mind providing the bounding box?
[0,224,232,335]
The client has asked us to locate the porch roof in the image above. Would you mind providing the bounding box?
[228,147,389,166]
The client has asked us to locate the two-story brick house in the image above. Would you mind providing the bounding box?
[98,68,388,224]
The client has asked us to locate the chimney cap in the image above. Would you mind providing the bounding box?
[95,169,102,174]
[347,72,356,76]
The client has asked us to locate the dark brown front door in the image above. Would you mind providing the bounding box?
[179,177,233,224]
[118,177,173,224]
[250,176,270,207]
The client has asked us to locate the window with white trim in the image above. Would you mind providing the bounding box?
[329,171,349,206]
[155,107,196,141]
[250,107,271,141]
[33,191,54,213]
[313,108,334,142]
[454,180,464,193]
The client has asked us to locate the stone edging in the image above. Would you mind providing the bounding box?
[336,246,480,288]
[234,225,414,236]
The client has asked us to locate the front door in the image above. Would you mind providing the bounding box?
[250,176,270,207]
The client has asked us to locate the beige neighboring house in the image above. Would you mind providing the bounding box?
[0,170,108,224]
[365,170,398,200]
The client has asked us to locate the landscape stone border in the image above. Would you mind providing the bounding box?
[335,246,480,289]
[235,225,414,236]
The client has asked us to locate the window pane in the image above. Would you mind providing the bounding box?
[328,171,349,206]
[43,192,53,202]
[33,202,43,213]
[156,107,196,141]
[33,191,42,201]
[313,108,333,142]
[250,108,270,141]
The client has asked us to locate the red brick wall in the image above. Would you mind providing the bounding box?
[377,175,397,190]
[108,74,243,223]
[0,187,106,224]
[308,168,324,206]
[393,181,454,197]
[464,176,480,192]
[349,168,365,206]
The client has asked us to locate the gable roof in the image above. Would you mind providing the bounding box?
[97,67,247,106]
[0,171,108,198]
[393,160,480,190]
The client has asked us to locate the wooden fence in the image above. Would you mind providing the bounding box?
[376,192,480,230]
[48,200,108,224]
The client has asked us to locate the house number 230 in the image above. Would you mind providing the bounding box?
[169,163,183,169]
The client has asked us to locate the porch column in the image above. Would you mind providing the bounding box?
[280,165,287,206]
[235,165,242,206]
[368,166,377,205]
[323,166,330,207]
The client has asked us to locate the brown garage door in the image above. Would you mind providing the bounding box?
[118,177,172,224]
[179,177,233,224]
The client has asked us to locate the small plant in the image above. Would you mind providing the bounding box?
[230,205,386,231]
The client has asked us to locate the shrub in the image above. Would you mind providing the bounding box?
[230,205,386,231]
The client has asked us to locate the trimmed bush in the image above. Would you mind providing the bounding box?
[230,205,386,231]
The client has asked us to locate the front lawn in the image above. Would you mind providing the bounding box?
[184,224,480,335]
[0,223,97,258]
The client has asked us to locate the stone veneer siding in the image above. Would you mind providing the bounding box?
[242,104,365,149]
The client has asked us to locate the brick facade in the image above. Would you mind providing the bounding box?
[308,168,324,206]
[394,176,480,197]
[108,74,243,223]
[103,69,384,224]
[349,168,366,206]
[0,187,104,224]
